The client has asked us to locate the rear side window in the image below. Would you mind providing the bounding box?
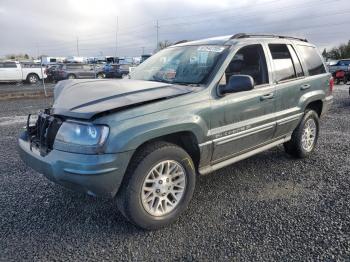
[66,64,82,70]
[269,44,296,82]
[3,62,17,68]
[297,45,326,76]
[339,60,350,66]
[288,46,304,77]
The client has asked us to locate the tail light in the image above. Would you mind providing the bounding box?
[329,77,334,92]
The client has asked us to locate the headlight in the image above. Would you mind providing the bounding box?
[53,121,109,154]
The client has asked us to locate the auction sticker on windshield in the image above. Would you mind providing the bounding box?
[197,46,226,52]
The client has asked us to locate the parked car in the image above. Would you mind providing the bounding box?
[0,61,47,84]
[53,63,100,81]
[19,33,333,229]
[328,59,350,84]
[140,54,152,63]
[100,63,130,78]
[45,64,61,81]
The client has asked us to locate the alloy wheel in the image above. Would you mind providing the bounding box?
[141,160,186,217]
[301,118,317,152]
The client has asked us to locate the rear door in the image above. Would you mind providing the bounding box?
[81,65,94,78]
[266,43,306,138]
[269,43,328,138]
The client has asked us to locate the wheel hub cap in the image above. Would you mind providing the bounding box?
[141,160,186,217]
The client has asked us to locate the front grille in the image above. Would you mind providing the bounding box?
[27,109,62,156]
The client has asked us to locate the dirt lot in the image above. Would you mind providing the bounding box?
[0,85,349,261]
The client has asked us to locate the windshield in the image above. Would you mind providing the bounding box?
[130,45,227,85]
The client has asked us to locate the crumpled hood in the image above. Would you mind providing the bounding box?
[52,79,198,119]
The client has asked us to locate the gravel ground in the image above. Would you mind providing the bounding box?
[0,85,349,261]
[0,82,55,93]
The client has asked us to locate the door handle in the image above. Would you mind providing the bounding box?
[300,84,311,90]
[260,93,274,101]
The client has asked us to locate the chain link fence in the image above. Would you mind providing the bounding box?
[0,60,135,99]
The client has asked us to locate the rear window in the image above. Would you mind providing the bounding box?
[297,45,326,76]
[269,44,296,82]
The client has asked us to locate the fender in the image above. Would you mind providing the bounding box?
[298,89,326,112]
[100,112,209,154]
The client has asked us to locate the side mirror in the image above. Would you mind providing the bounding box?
[219,75,254,96]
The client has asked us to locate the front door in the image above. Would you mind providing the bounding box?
[210,44,276,163]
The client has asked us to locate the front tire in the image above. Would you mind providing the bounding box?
[117,142,196,230]
[284,110,319,158]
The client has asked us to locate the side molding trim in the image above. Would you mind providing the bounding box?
[198,136,290,175]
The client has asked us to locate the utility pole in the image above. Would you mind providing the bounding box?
[155,20,160,51]
[115,16,119,58]
[76,37,80,56]
[142,46,145,55]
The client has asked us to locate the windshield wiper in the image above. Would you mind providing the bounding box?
[172,82,200,87]
[151,75,171,84]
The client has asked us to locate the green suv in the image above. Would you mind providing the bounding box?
[18,33,334,229]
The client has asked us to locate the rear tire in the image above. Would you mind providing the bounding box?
[27,74,39,84]
[117,142,196,230]
[284,110,319,158]
[97,73,105,79]
[67,74,76,79]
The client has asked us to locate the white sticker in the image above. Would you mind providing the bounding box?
[197,46,225,53]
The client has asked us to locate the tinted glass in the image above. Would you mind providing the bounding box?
[288,45,304,77]
[3,62,17,68]
[269,44,295,82]
[339,60,350,66]
[297,45,326,76]
[66,64,82,69]
[224,44,269,86]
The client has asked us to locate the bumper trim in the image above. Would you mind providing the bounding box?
[63,167,118,175]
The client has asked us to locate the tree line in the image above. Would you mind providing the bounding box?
[322,40,350,60]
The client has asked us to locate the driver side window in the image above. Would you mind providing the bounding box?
[221,44,269,87]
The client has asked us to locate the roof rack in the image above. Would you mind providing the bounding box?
[230,33,308,42]
[173,40,189,45]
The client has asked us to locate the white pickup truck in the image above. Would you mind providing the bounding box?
[0,61,47,84]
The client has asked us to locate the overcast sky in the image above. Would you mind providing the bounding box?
[0,0,349,58]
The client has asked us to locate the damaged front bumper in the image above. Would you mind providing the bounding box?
[18,112,134,197]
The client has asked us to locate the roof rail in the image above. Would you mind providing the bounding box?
[173,40,189,45]
[230,33,308,42]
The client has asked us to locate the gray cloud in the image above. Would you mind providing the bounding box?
[0,0,349,58]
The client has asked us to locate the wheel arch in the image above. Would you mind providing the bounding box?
[305,100,323,117]
[132,131,201,171]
